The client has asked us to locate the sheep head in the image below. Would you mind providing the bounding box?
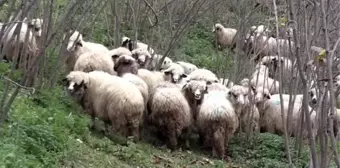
[108,47,132,64]
[132,48,151,68]
[65,71,89,102]
[254,87,271,103]
[114,55,138,76]
[182,80,211,100]
[28,18,43,38]
[228,85,249,107]
[121,36,133,51]
[162,63,187,83]
[67,31,83,52]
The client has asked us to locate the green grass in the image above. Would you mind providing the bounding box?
[0,80,310,167]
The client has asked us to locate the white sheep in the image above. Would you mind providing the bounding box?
[73,51,116,75]
[176,61,198,75]
[114,55,149,112]
[213,23,237,50]
[254,87,317,137]
[66,70,144,140]
[197,90,238,158]
[108,47,132,64]
[246,35,278,59]
[251,64,279,94]
[151,54,173,70]
[250,25,271,36]
[131,48,152,69]
[121,36,155,55]
[1,18,43,69]
[63,30,109,72]
[228,85,260,134]
[161,62,187,83]
[188,68,219,83]
[260,55,294,79]
[148,82,192,150]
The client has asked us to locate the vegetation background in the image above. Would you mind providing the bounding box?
[0,0,339,167]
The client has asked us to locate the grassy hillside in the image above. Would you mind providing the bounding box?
[0,25,310,167]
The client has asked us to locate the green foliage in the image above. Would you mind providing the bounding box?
[175,23,234,76]
[229,133,309,168]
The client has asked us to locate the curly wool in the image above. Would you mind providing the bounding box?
[74,51,115,75]
[188,68,219,83]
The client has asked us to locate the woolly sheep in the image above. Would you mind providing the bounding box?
[108,47,132,64]
[131,48,152,69]
[188,68,219,83]
[207,82,230,93]
[176,61,198,75]
[197,90,238,158]
[64,30,109,72]
[1,18,43,69]
[246,35,277,59]
[182,80,211,120]
[213,23,237,49]
[121,36,155,55]
[148,82,192,150]
[74,51,115,75]
[66,71,144,140]
[260,55,293,79]
[228,85,260,133]
[251,64,279,94]
[161,63,187,83]
[239,78,250,88]
[254,87,317,137]
[114,55,149,110]
[151,54,173,70]
[250,25,271,36]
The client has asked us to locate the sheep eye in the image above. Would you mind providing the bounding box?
[34,27,40,31]
[112,55,119,58]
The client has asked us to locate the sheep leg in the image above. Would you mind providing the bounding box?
[212,127,225,159]
[179,127,191,150]
[128,118,141,141]
[166,122,178,150]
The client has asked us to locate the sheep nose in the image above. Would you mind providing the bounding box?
[311,99,317,104]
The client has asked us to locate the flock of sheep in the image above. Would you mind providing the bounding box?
[2,17,340,160]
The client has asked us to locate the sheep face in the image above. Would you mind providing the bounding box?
[183,80,211,100]
[254,87,271,103]
[308,88,317,107]
[158,57,173,70]
[228,85,249,107]
[261,56,283,77]
[114,55,138,76]
[68,80,87,102]
[67,31,83,52]
[121,36,133,51]
[132,48,151,68]
[213,23,224,33]
[164,71,187,84]
[28,18,43,38]
[240,78,250,87]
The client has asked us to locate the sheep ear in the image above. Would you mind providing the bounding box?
[164,71,172,76]
[76,41,83,47]
[79,80,87,89]
[206,81,212,85]
[128,40,133,51]
[182,83,189,90]
[61,78,68,86]
[180,74,187,78]
[265,93,271,99]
